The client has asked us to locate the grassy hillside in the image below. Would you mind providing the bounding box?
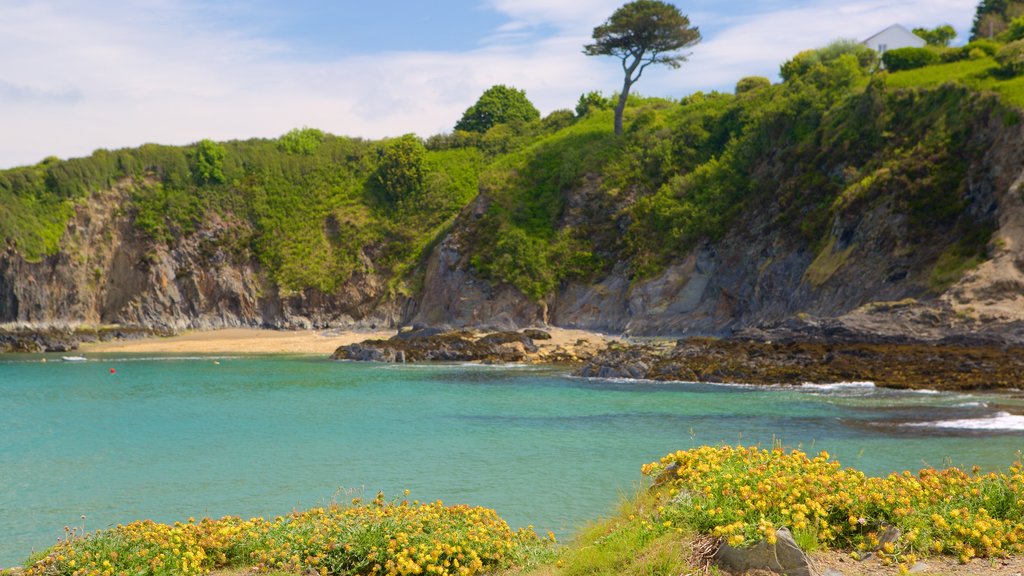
[2,37,1023,304]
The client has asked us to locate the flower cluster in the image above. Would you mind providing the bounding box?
[23,493,547,576]
[643,446,1024,566]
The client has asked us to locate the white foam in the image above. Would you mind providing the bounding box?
[800,381,876,391]
[908,412,1024,431]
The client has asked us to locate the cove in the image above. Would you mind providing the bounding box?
[2,354,1023,567]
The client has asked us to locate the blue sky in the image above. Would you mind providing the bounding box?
[0,0,978,169]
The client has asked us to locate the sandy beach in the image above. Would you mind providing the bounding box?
[79,327,615,355]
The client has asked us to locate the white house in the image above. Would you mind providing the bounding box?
[862,24,926,54]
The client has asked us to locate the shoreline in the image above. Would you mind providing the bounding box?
[77,327,617,356]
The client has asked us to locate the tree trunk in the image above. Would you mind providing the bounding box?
[614,79,632,136]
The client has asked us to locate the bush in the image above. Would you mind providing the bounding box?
[575,91,611,117]
[375,134,426,204]
[193,139,226,184]
[996,39,1024,75]
[781,39,878,82]
[883,47,940,71]
[455,85,540,133]
[646,446,1024,566]
[278,127,325,155]
[1008,15,1024,41]
[735,76,771,94]
[968,38,1002,55]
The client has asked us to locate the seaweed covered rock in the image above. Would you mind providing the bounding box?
[332,329,539,363]
[576,337,1024,390]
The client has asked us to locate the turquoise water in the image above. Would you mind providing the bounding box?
[3,354,1024,566]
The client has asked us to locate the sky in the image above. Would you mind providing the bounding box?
[0,0,979,169]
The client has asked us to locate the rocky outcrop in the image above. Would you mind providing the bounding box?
[0,324,171,353]
[575,337,1024,391]
[332,328,600,364]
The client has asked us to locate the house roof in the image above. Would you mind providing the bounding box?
[862,24,924,45]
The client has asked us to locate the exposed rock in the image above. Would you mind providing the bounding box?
[576,337,1024,391]
[714,528,816,576]
[333,329,600,365]
[333,330,536,363]
[0,324,171,353]
[0,187,404,342]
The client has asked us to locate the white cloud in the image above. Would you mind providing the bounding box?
[0,0,981,169]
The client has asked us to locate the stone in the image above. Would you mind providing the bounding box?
[713,527,816,576]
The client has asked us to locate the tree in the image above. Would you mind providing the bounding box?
[375,134,426,204]
[454,85,540,133]
[584,0,700,135]
[193,139,226,184]
[913,24,957,46]
[971,0,1024,39]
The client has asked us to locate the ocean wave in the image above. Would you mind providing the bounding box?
[800,381,876,391]
[906,411,1024,431]
[953,401,988,408]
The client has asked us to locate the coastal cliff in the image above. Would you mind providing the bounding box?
[4,70,1024,350]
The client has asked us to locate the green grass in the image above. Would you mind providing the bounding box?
[887,56,1024,109]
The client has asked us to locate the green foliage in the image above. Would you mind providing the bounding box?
[913,24,958,46]
[278,127,325,155]
[996,39,1024,75]
[131,182,200,243]
[735,76,771,94]
[1007,15,1024,40]
[972,0,1024,39]
[575,91,611,116]
[193,139,227,184]
[883,46,940,71]
[454,85,540,133]
[780,39,878,82]
[375,134,427,204]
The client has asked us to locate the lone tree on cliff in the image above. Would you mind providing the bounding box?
[584,0,700,135]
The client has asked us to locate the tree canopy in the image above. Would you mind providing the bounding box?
[972,0,1024,39]
[913,24,958,46]
[584,0,700,135]
[454,85,540,133]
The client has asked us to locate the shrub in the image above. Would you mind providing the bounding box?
[455,85,540,133]
[375,134,426,204]
[21,495,550,576]
[1008,15,1024,41]
[193,139,226,184]
[735,76,771,94]
[882,47,940,71]
[996,39,1024,75]
[781,39,878,82]
[278,126,325,155]
[575,91,611,117]
[645,446,1024,567]
[969,38,1002,56]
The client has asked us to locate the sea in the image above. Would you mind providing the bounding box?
[2,353,1023,566]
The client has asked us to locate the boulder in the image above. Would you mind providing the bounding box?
[713,527,817,576]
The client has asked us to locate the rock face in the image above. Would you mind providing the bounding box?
[0,187,402,340]
[409,93,1024,341]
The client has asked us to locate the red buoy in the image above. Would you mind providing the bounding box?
[109,368,116,374]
